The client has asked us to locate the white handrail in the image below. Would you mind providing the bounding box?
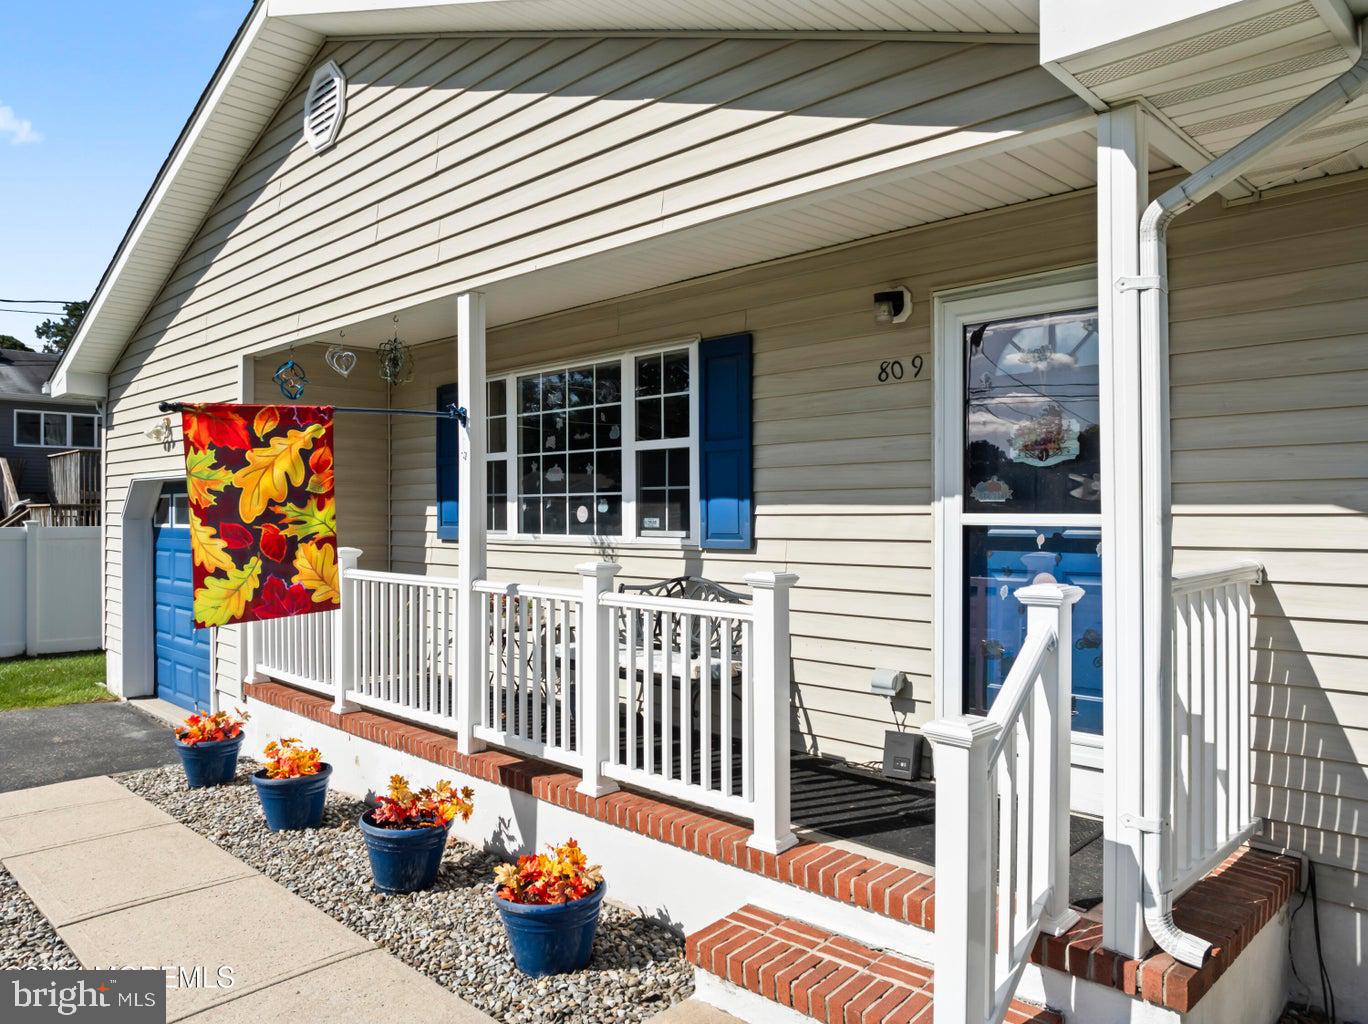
[601,591,758,620]
[984,627,1057,768]
[348,567,462,587]
[1170,560,1263,597]
[924,582,1082,1024]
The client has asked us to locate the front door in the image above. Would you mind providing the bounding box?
[934,273,1103,801]
[152,483,211,711]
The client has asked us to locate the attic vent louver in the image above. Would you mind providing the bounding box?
[303,60,346,154]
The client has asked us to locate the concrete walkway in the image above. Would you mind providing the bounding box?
[0,776,494,1023]
[0,702,179,792]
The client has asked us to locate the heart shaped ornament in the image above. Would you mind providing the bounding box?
[325,345,357,378]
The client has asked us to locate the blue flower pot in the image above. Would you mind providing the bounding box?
[494,881,607,977]
[251,764,332,831]
[358,810,451,893]
[174,733,244,788]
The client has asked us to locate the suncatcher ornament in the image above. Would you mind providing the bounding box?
[179,403,338,629]
[377,314,414,386]
[273,358,309,400]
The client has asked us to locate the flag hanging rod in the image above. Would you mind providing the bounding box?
[158,401,468,425]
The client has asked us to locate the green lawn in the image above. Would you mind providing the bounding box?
[0,651,114,712]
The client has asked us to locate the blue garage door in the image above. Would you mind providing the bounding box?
[153,484,211,711]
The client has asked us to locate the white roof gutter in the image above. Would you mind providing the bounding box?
[1133,28,1368,969]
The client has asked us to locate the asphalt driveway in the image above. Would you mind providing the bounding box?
[0,702,178,793]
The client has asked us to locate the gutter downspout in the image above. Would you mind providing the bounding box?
[1134,35,1368,968]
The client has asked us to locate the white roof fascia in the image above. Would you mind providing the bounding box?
[268,0,1038,38]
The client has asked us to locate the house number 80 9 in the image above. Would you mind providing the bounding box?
[878,356,923,382]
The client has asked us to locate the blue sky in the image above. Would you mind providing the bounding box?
[0,1,252,347]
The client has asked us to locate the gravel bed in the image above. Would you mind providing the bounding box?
[116,763,691,1024]
[0,866,81,970]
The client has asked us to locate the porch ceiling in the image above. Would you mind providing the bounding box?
[1043,0,1368,191]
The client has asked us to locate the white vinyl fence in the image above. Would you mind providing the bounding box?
[0,525,102,657]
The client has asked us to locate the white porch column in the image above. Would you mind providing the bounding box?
[456,291,488,756]
[576,561,621,798]
[331,546,362,714]
[744,570,798,855]
[1097,103,1151,957]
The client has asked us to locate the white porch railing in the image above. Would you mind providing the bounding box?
[600,591,756,822]
[924,583,1082,1024]
[1166,560,1263,897]
[253,609,335,696]
[244,555,798,853]
[347,568,461,729]
[472,580,584,769]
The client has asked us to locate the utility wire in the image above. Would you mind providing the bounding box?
[0,298,80,304]
[0,308,73,316]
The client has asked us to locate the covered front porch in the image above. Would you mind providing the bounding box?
[216,44,1344,1010]
[227,107,1277,1018]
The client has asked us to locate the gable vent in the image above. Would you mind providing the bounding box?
[303,60,346,154]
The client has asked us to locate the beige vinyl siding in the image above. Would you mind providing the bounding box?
[1168,173,1368,916]
[99,32,1078,701]
[384,191,1098,759]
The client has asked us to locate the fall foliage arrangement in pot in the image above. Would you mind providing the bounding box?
[173,709,250,788]
[493,839,606,977]
[359,775,474,894]
[250,738,332,831]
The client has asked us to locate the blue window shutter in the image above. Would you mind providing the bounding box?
[436,383,459,541]
[698,332,753,550]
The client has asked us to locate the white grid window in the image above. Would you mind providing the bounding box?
[482,341,697,543]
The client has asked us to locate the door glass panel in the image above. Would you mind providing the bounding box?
[964,308,1100,514]
[963,526,1103,734]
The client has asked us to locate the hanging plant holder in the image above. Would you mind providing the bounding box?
[377,323,413,386]
[273,358,309,400]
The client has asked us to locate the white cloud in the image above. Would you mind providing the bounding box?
[0,103,42,145]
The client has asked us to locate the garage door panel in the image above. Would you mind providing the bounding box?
[152,485,210,713]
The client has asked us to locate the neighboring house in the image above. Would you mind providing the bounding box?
[48,3,1368,1023]
[0,350,101,518]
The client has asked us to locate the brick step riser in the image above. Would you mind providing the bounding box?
[687,905,1058,1024]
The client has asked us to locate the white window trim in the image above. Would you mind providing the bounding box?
[932,267,1099,726]
[12,409,101,450]
[482,337,701,548]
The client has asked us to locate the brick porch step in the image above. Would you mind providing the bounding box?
[686,905,1061,1024]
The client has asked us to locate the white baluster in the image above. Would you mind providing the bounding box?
[1016,581,1083,935]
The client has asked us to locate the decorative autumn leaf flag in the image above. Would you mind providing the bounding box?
[179,404,338,628]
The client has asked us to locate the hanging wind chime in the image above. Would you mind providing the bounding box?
[273,343,309,400]
[377,314,413,386]
[325,328,358,378]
